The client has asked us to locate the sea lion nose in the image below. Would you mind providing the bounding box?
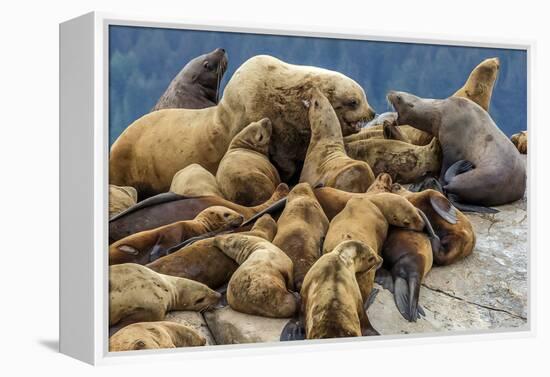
[216,48,226,54]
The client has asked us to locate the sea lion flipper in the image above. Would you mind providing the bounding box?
[109,192,186,222]
[417,304,426,318]
[448,194,500,214]
[394,277,412,322]
[280,319,306,341]
[375,268,394,292]
[430,195,458,224]
[382,120,407,142]
[443,160,474,184]
[215,283,229,308]
[362,324,380,336]
[409,176,444,193]
[364,288,380,311]
[241,197,288,227]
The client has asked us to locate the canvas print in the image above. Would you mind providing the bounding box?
[107,25,528,352]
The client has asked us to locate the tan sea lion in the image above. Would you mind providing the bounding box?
[110,55,375,197]
[272,183,329,290]
[387,91,526,207]
[345,136,441,183]
[109,184,138,219]
[109,183,289,243]
[146,214,278,289]
[452,57,500,112]
[300,88,375,192]
[109,264,221,328]
[216,118,281,206]
[109,206,244,265]
[109,321,206,352]
[301,240,382,339]
[213,234,297,318]
[153,48,228,111]
[511,131,527,154]
[169,163,223,197]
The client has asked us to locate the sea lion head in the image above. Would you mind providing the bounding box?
[195,206,244,230]
[182,48,228,102]
[333,240,382,273]
[367,193,425,231]
[287,182,315,201]
[249,214,278,241]
[230,118,273,154]
[214,234,264,265]
[173,278,222,312]
[366,173,393,194]
[457,57,500,111]
[387,91,440,134]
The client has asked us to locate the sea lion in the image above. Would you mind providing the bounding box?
[300,88,375,192]
[109,183,289,243]
[110,55,375,197]
[109,264,221,328]
[345,136,441,183]
[387,91,526,207]
[272,183,329,290]
[146,214,278,289]
[323,193,427,303]
[152,48,228,111]
[213,234,297,318]
[452,57,500,112]
[378,228,433,322]
[109,321,206,352]
[391,183,476,266]
[109,184,138,219]
[169,163,223,197]
[511,131,527,154]
[216,118,281,206]
[109,206,244,265]
[301,240,382,339]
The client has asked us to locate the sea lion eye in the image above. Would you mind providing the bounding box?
[203,61,210,70]
[223,213,230,218]
[346,99,359,108]
[195,297,205,304]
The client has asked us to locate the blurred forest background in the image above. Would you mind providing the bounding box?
[109,25,527,145]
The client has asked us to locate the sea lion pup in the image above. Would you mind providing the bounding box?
[152,48,228,111]
[452,57,500,112]
[216,118,281,206]
[109,183,289,243]
[110,55,375,197]
[379,229,433,322]
[387,91,526,207]
[213,234,297,318]
[323,193,427,304]
[272,183,329,290]
[169,163,223,197]
[511,131,527,154]
[109,264,221,328]
[345,136,442,184]
[391,183,475,266]
[301,240,382,339]
[109,321,206,352]
[146,214,278,289]
[300,88,375,192]
[109,184,138,219]
[109,206,244,265]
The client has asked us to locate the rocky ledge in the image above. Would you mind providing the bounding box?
[164,182,528,344]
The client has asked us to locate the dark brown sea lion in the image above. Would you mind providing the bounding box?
[109,183,289,243]
[213,234,297,318]
[109,321,206,352]
[300,88,375,192]
[511,131,527,154]
[387,91,526,207]
[272,183,329,290]
[109,206,243,265]
[216,118,281,206]
[109,264,221,328]
[301,240,382,339]
[110,55,375,197]
[152,48,228,111]
[146,214,278,289]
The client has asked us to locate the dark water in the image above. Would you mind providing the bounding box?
[109,25,527,146]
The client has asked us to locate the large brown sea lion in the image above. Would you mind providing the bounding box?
[213,234,297,318]
[108,183,289,243]
[109,184,138,219]
[146,214,278,289]
[152,48,228,111]
[272,183,329,290]
[169,164,223,197]
[110,55,375,197]
[452,57,500,112]
[387,91,526,207]
[109,264,221,329]
[300,88,375,192]
[301,240,382,339]
[216,118,281,206]
[109,206,244,265]
[511,131,527,154]
[109,321,206,352]
[345,136,441,183]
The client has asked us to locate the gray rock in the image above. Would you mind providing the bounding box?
[165,311,216,345]
[204,306,289,344]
